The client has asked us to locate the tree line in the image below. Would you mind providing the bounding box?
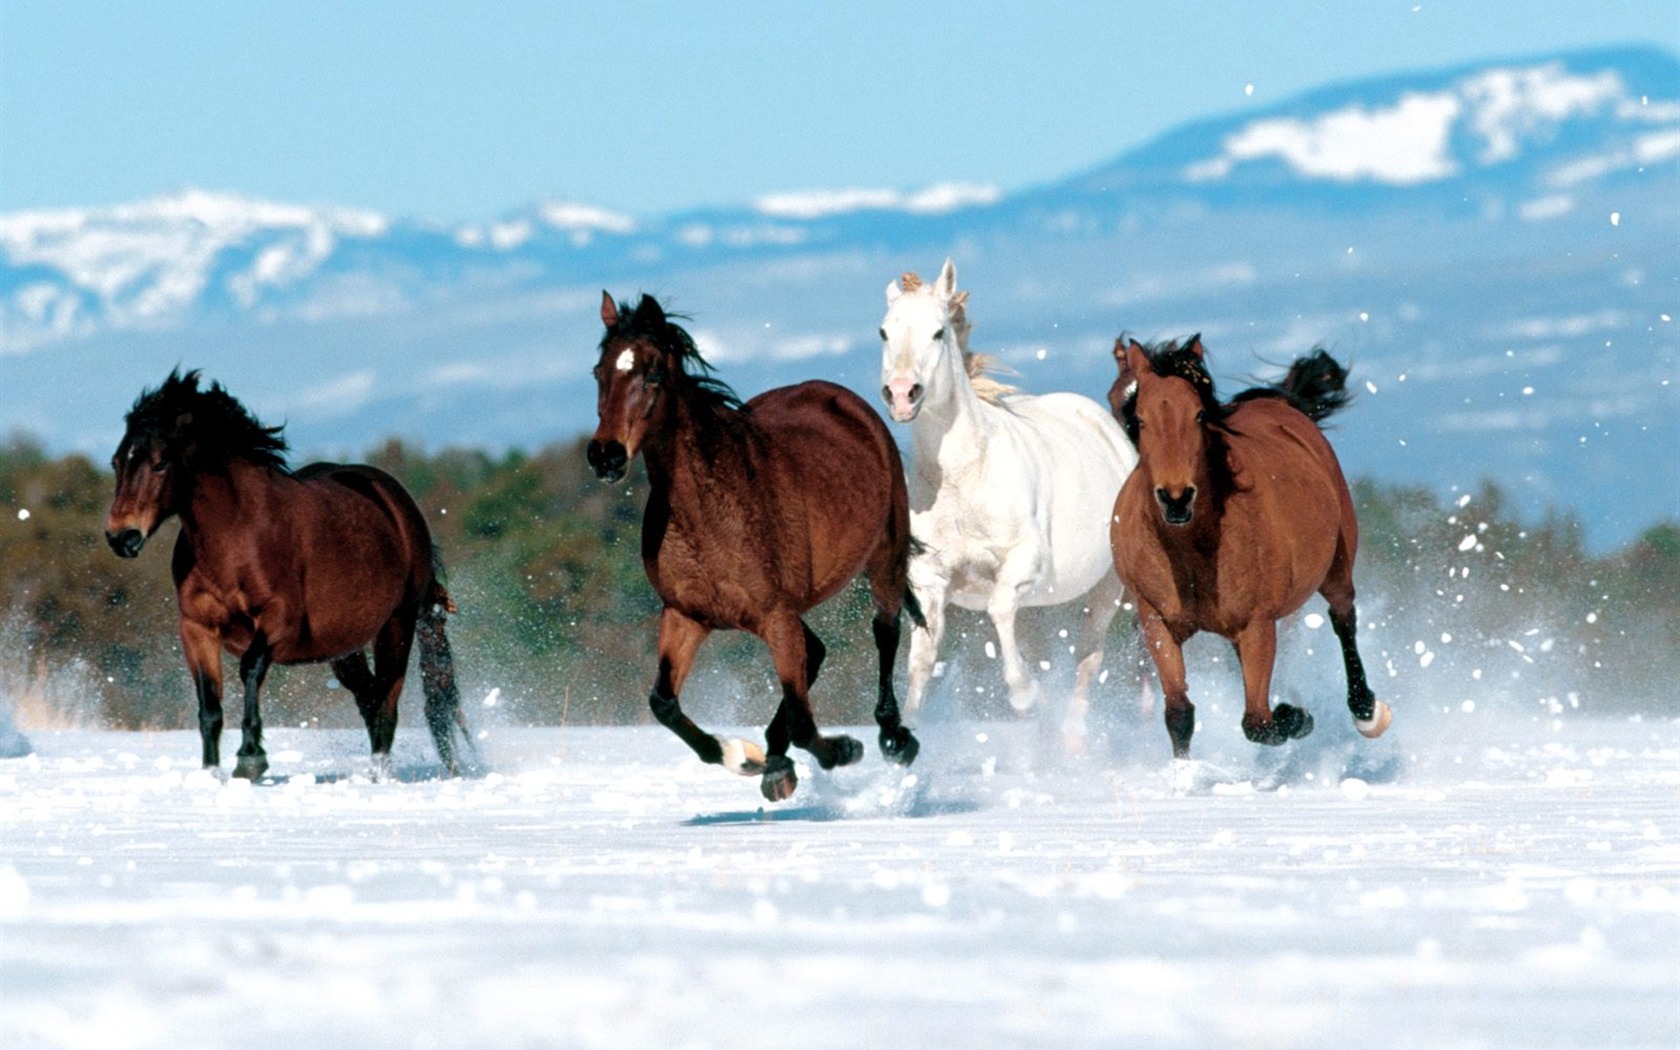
[2,434,1675,732]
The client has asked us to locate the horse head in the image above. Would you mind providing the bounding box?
[1118,336,1215,527]
[107,369,290,557]
[879,258,963,422]
[589,292,669,482]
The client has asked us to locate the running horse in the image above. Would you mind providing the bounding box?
[587,292,922,802]
[1109,336,1393,758]
[105,370,472,779]
[880,260,1139,739]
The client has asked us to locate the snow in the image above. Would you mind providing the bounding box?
[2,713,1675,1049]
[755,182,1000,219]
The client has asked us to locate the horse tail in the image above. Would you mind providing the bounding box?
[417,552,473,774]
[1278,348,1353,423]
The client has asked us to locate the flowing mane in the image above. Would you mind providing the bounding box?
[126,369,289,471]
[604,296,742,415]
[898,270,1019,404]
[1117,337,1239,503]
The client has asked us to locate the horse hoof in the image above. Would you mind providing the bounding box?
[1355,700,1393,739]
[817,735,863,770]
[1007,682,1042,715]
[760,756,798,802]
[717,736,768,775]
[1245,705,1313,746]
[232,755,268,780]
[879,726,920,766]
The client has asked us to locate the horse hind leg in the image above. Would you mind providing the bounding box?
[1321,545,1392,738]
[1063,570,1127,744]
[365,612,418,781]
[863,545,921,765]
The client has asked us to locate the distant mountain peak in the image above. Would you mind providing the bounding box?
[1181,56,1678,189]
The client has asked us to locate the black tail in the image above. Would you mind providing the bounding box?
[1277,349,1353,422]
[417,558,474,774]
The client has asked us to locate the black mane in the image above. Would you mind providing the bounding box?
[125,369,289,470]
[605,296,743,415]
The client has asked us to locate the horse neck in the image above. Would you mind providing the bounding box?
[908,334,991,465]
[178,458,285,553]
[640,391,748,521]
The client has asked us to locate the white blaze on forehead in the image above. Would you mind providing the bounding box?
[614,348,636,372]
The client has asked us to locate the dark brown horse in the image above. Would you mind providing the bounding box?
[1109,336,1392,759]
[587,292,922,801]
[105,370,471,779]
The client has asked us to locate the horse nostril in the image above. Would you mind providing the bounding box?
[1154,487,1197,525]
[908,384,923,403]
[106,528,145,558]
[881,385,893,404]
[587,440,629,482]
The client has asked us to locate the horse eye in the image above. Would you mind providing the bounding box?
[932,327,946,341]
[1195,410,1205,424]
[151,459,169,474]
[878,328,887,341]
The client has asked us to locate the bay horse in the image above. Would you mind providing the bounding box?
[587,292,921,802]
[105,370,472,779]
[880,259,1139,739]
[1109,336,1393,759]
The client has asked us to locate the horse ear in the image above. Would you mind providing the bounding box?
[600,291,618,329]
[885,277,902,304]
[1124,342,1151,386]
[1113,336,1137,383]
[934,257,957,300]
[637,294,666,327]
[1185,333,1205,359]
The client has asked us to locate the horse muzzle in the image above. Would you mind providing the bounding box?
[587,439,629,483]
[105,528,147,558]
[1155,486,1197,526]
[883,377,925,423]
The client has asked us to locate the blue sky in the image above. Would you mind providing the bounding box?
[2,1,1675,221]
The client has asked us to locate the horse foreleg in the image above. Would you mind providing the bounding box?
[181,620,225,772]
[1234,620,1313,747]
[646,607,741,769]
[232,636,273,780]
[1137,608,1195,758]
[902,575,947,717]
[762,615,861,802]
[988,593,1039,715]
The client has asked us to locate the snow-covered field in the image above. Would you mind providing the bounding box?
[1,710,1676,1050]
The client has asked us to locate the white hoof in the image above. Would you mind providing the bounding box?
[1354,700,1393,739]
[1007,682,1042,715]
[717,736,767,776]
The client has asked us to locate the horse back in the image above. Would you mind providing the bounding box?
[658,380,902,619]
[1225,398,1357,598]
[178,461,435,664]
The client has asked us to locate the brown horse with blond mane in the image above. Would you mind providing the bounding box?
[105,370,472,780]
[1109,336,1392,759]
[587,292,922,802]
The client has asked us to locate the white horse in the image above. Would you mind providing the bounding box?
[879,259,1140,737]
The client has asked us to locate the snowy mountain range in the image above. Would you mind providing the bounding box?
[2,45,1675,551]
